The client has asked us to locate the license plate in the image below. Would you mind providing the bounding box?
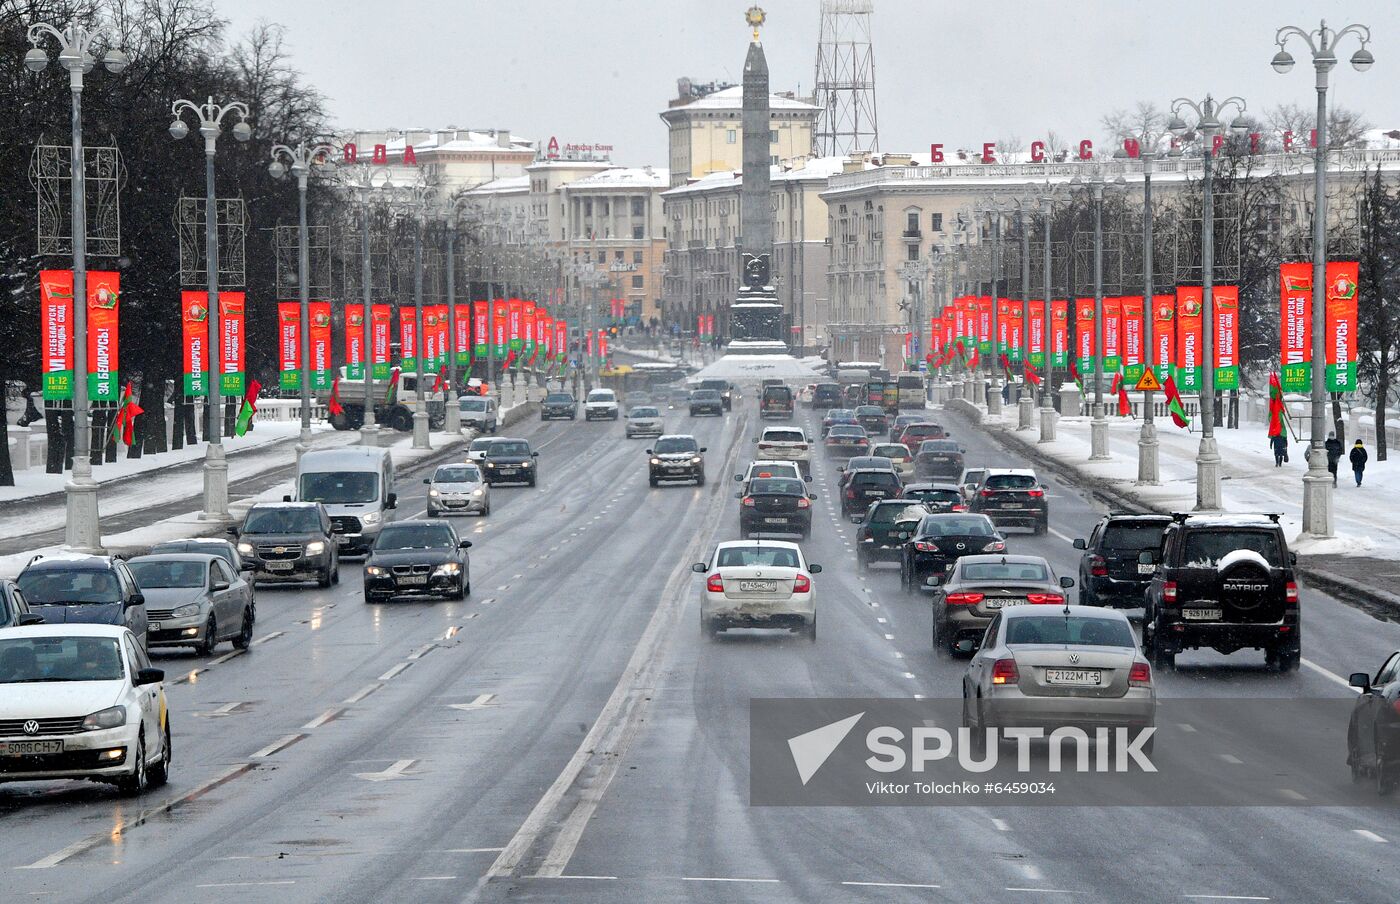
[1137,563,1157,574]
[149,622,162,632]
[398,575,428,586]
[984,598,1026,609]
[764,517,788,524]
[867,491,886,497]
[739,580,777,592]
[268,561,294,572]
[1045,668,1103,686]
[337,536,351,546]
[0,740,63,756]
[999,503,1022,509]
[1182,608,1222,621]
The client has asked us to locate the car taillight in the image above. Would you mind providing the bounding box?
[991,657,1020,684]
[758,443,772,450]
[793,574,812,593]
[980,488,994,497]
[1285,581,1298,604]
[1025,593,1064,605]
[742,496,755,507]
[952,504,968,511]
[1129,662,1152,687]
[797,497,810,509]
[1090,555,1108,577]
[1163,580,1177,604]
[983,540,1006,552]
[797,444,808,451]
[914,541,939,552]
[945,592,984,605]
[1027,488,1045,498]
[846,489,855,499]
[706,574,724,592]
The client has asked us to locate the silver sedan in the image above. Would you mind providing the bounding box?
[126,554,255,654]
[426,463,491,516]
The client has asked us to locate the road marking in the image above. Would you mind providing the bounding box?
[170,667,207,685]
[251,630,285,646]
[1006,889,1077,895]
[682,877,781,884]
[1047,527,1076,544]
[443,847,506,853]
[479,598,495,605]
[1177,723,1196,733]
[302,708,342,730]
[513,573,524,578]
[538,875,617,880]
[208,649,245,665]
[412,876,456,881]
[443,625,461,640]
[893,651,904,659]
[991,818,1010,831]
[1218,754,1243,764]
[197,881,297,888]
[379,663,410,680]
[1353,829,1388,843]
[251,734,305,759]
[355,759,416,782]
[1277,789,1306,800]
[1301,657,1360,692]
[345,684,381,704]
[496,585,512,591]
[884,634,895,640]
[1182,897,1271,901]
[842,881,941,889]
[449,694,497,711]
[904,672,917,679]
[877,617,887,624]
[408,643,436,660]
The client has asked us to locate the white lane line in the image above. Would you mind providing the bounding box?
[378,663,410,681]
[842,881,941,889]
[991,818,1010,831]
[1047,527,1076,544]
[1182,897,1271,901]
[682,877,781,884]
[250,734,305,759]
[301,708,342,730]
[512,573,523,579]
[449,694,498,711]
[443,625,461,640]
[1278,789,1306,800]
[1302,657,1361,692]
[496,584,512,591]
[893,651,904,659]
[884,634,895,640]
[344,684,381,704]
[208,649,245,666]
[538,875,617,880]
[1177,723,1197,733]
[412,876,456,881]
[1353,829,1389,843]
[210,701,242,715]
[1006,889,1078,895]
[877,617,887,624]
[1218,754,1243,764]
[251,630,284,646]
[197,881,297,888]
[407,643,436,661]
[443,848,506,853]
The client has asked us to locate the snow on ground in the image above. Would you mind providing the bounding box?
[689,353,823,382]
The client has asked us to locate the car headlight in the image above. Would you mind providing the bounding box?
[365,565,387,576]
[434,562,461,576]
[485,462,497,468]
[362,511,381,525]
[237,542,253,554]
[691,456,703,464]
[171,603,201,618]
[471,487,483,495]
[429,489,440,497]
[82,706,126,731]
[306,541,326,555]
[650,458,661,465]
[521,460,533,468]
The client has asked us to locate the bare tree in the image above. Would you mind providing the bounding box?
[1264,102,1372,150]
[229,21,326,141]
[1101,101,1168,154]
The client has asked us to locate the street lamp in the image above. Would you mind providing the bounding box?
[339,164,392,445]
[1070,161,1127,462]
[397,176,435,450]
[26,20,126,553]
[1013,194,1035,431]
[1168,93,1248,509]
[1037,181,1070,444]
[170,96,251,521]
[1116,144,1162,485]
[1274,19,1373,538]
[269,140,335,460]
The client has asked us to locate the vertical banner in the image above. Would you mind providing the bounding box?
[1212,286,1240,391]
[40,270,75,401]
[508,298,524,352]
[422,308,439,373]
[1279,263,1312,393]
[1121,296,1145,383]
[1075,298,1096,369]
[522,300,537,362]
[1101,296,1122,373]
[219,292,246,397]
[309,301,332,391]
[953,300,967,346]
[1050,300,1069,369]
[1028,303,1045,368]
[400,308,417,371]
[371,304,391,379]
[1008,302,1025,364]
[180,290,208,398]
[996,298,1011,355]
[1175,287,1204,393]
[1325,262,1359,392]
[534,311,548,361]
[345,304,366,381]
[472,301,489,358]
[492,304,508,357]
[86,271,120,403]
[977,296,992,355]
[555,319,568,360]
[278,301,301,391]
[599,330,608,361]
[1151,295,1175,381]
[454,305,472,367]
[436,305,450,368]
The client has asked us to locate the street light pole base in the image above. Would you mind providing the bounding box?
[1195,434,1223,511]
[1039,405,1057,444]
[1089,409,1110,461]
[444,390,462,434]
[987,380,1003,416]
[412,409,431,450]
[1017,393,1034,430]
[1136,422,1160,486]
[359,424,381,447]
[198,443,230,521]
[63,464,103,554]
[1301,448,1334,538]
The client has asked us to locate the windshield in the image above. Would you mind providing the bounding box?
[764,430,805,443]
[829,426,866,438]
[149,542,234,568]
[1183,530,1284,567]
[470,439,494,452]
[1006,616,1135,648]
[374,524,455,550]
[961,561,1050,582]
[587,391,614,401]
[243,508,322,534]
[545,394,574,403]
[300,472,379,504]
[654,437,698,454]
[716,547,800,568]
[825,409,853,419]
[870,503,927,525]
[919,440,960,453]
[1102,522,1170,551]
[986,474,1038,490]
[17,569,122,605]
[459,399,488,411]
[904,425,945,438]
[128,560,207,589]
[852,472,900,487]
[871,445,910,458]
[749,478,805,495]
[921,516,996,537]
[907,488,962,506]
[488,442,531,457]
[434,466,480,483]
[691,390,721,400]
[0,636,125,683]
[629,408,660,418]
[747,464,798,480]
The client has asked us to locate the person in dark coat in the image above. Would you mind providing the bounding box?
[1350,439,1368,487]
[1325,432,1344,486]
[1270,433,1288,467]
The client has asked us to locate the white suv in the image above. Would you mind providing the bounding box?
[755,426,812,476]
[585,389,620,421]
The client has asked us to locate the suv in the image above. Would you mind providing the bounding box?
[1140,513,1300,671]
[842,469,903,518]
[968,468,1048,534]
[1073,514,1174,608]
[648,435,706,486]
[235,502,340,587]
[913,439,965,480]
[696,378,738,410]
[482,438,539,486]
[541,392,578,420]
[584,388,620,421]
[856,500,931,571]
[811,382,843,408]
[688,389,725,416]
[16,554,149,646]
[756,426,812,476]
[760,384,795,419]
[895,421,947,448]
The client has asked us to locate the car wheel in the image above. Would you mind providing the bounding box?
[195,615,218,656]
[233,607,254,650]
[704,617,722,640]
[149,719,172,788]
[116,730,148,796]
[1034,518,1047,536]
[649,477,659,488]
[696,474,706,487]
[1150,635,1175,669]
[318,566,333,588]
[1276,648,1300,672]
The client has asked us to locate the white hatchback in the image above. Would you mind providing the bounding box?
[693,540,822,641]
[0,624,171,794]
[585,389,620,421]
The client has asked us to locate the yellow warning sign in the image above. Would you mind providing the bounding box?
[1134,369,1163,392]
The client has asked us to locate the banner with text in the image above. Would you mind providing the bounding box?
[346,304,366,380]
[181,290,209,397]
[1279,262,1312,393]
[278,301,301,391]
[40,270,75,401]
[1325,262,1359,392]
[1175,287,1205,393]
[371,304,391,379]
[1213,286,1240,391]
[309,301,332,390]
[219,292,246,396]
[86,271,120,403]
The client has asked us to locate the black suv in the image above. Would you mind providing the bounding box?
[235,501,340,587]
[1140,513,1300,671]
[688,389,725,416]
[856,500,930,571]
[483,438,539,486]
[16,555,148,644]
[841,469,903,518]
[811,382,843,408]
[968,468,1048,534]
[648,435,706,486]
[541,392,577,420]
[696,378,737,410]
[1074,513,1173,608]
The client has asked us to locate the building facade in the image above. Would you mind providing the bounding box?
[660,81,819,188]
[559,166,670,325]
[339,128,537,191]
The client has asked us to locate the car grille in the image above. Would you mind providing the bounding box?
[0,717,86,737]
[330,516,362,534]
[0,749,124,772]
[391,564,432,576]
[146,608,179,621]
[258,544,303,560]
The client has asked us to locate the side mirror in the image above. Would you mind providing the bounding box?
[849,514,864,524]
[387,493,398,509]
[700,447,707,453]
[809,564,823,574]
[282,494,293,502]
[211,578,230,592]
[808,494,817,501]
[134,667,164,687]
[1349,672,1372,691]
[1072,538,1087,550]
[17,613,44,626]
[1138,550,1159,565]
[645,449,653,455]
[804,474,812,482]
[734,492,744,499]
[423,477,431,484]
[691,562,707,573]
[531,451,539,457]
[1289,551,1298,566]
[924,574,944,590]
[753,438,760,443]
[1059,576,1076,589]
[734,474,743,482]
[128,593,145,608]
[227,526,239,537]
[459,539,473,549]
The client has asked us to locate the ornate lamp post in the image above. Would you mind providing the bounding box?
[1037,181,1070,443]
[26,21,127,553]
[269,140,335,460]
[340,164,392,444]
[1273,20,1373,537]
[1168,94,1248,509]
[1115,145,1162,484]
[170,96,251,521]
[399,176,435,449]
[1070,162,1126,462]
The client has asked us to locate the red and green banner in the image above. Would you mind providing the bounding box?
[422,307,439,373]
[1279,262,1312,393]
[508,298,524,352]
[1075,298,1095,370]
[86,271,120,403]
[371,304,391,379]
[345,304,366,380]
[1212,285,1240,391]
[996,298,1011,355]
[1121,296,1144,384]
[399,308,417,371]
[453,305,470,367]
[40,270,75,401]
[309,301,332,391]
[1101,296,1122,373]
[278,301,301,391]
[976,296,992,355]
[599,330,608,361]
[492,303,508,357]
[1027,302,1045,368]
[1050,300,1069,368]
[181,290,209,397]
[1325,262,1359,392]
[1008,301,1025,364]
[1175,287,1205,393]
[437,305,451,369]
[473,300,489,357]
[522,300,537,361]
[219,291,246,397]
[235,378,261,436]
[555,319,568,361]
[1150,294,1175,382]
[1164,373,1192,428]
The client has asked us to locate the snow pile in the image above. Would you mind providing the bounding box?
[690,354,822,382]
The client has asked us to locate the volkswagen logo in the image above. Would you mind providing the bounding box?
[22,720,39,736]
[1068,653,1080,665]
[273,546,286,555]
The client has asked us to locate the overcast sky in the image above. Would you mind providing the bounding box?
[219,0,1396,166]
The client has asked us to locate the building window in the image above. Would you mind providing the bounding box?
[631,197,645,217]
[601,200,610,216]
[632,275,644,289]
[906,212,919,233]
[615,250,624,262]
[633,250,643,264]
[584,199,592,217]
[632,224,644,239]
[769,130,778,143]
[727,129,736,144]
[931,212,943,232]
[907,244,919,261]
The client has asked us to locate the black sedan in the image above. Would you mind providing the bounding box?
[901,482,967,513]
[854,405,889,435]
[914,439,965,480]
[856,500,930,571]
[364,521,472,602]
[739,477,815,539]
[482,438,539,486]
[821,408,856,438]
[825,424,870,458]
[1348,650,1400,794]
[900,513,1006,591]
[648,435,706,486]
[930,554,1075,655]
[688,389,725,416]
[540,392,578,420]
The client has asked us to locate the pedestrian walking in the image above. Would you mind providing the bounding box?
[1325,431,1343,486]
[1270,433,1288,467]
[1350,438,1368,487]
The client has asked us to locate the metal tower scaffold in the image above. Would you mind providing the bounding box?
[812,0,880,157]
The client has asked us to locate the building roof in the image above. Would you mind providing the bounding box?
[660,155,868,198]
[566,167,669,191]
[460,175,530,197]
[345,129,536,159]
[663,85,819,115]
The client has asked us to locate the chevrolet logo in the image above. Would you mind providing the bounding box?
[273,546,287,555]
[22,720,39,735]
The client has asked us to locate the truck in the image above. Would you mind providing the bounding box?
[320,367,445,432]
[895,371,927,410]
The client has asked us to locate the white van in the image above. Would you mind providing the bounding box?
[296,447,396,554]
[458,395,499,433]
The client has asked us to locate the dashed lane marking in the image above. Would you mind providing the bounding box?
[682,877,781,884]
[991,818,1010,831]
[250,734,305,759]
[407,643,436,661]
[344,684,381,704]
[843,881,941,889]
[1047,527,1076,544]
[251,630,284,646]
[1005,889,1078,895]
[208,649,245,666]
[1302,657,1361,692]
[301,708,343,730]
[379,663,411,681]
[1182,897,1271,901]
[1218,754,1243,765]
[196,881,297,888]
[1278,789,1305,800]
[1353,829,1388,843]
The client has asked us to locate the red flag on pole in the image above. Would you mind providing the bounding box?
[328,376,344,416]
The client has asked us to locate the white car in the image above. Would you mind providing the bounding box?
[870,442,915,477]
[755,426,812,476]
[734,459,805,494]
[958,466,989,502]
[625,405,665,438]
[0,624,171,794]
[458,395,498,433]
[693,540,822,641]
[584,388,620,421]
[425,463,491,516]
[466,437,494,463]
